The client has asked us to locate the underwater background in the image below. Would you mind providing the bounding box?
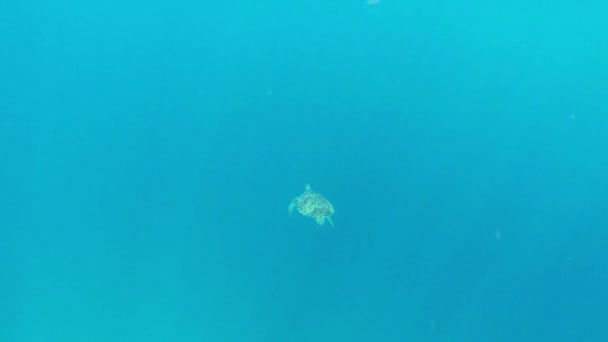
[2,0,608,341]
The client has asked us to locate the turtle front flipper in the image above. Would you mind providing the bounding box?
[326,217,334,227]
[288,197,299,215]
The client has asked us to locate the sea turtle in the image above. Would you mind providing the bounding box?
[288,184,334,226]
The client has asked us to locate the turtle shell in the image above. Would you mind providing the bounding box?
[289,184,334,226]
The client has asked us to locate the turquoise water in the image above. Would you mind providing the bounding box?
[2,1,608,341]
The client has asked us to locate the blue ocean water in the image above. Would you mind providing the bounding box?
[2,0,608,341]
